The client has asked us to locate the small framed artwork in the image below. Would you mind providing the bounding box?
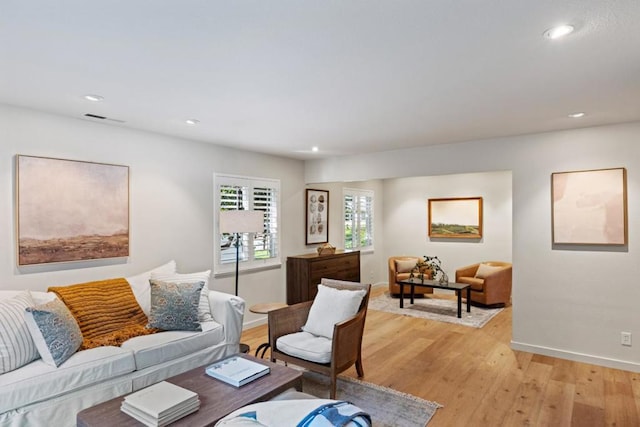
[552,167,627,245]
[16,155,130,265]
[305,189,329,245]
[428,197,483,239]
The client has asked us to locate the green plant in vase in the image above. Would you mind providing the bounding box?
[414,255,448,284]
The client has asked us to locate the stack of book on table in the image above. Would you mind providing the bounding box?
[206,355,270,387]
[120,381,199,427]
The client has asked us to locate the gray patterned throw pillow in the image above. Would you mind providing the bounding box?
[148,280,203,331]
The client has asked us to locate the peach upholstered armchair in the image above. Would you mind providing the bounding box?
[388,256,433,298]
[268,278,371,399]
[455,261,512,306]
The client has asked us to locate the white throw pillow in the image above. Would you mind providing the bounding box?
[302,285,366,340]
[125,260,177,316]
[475,263,503,279]
[0,291,39,374]
[24,298,83,367]
[150,270,213,322]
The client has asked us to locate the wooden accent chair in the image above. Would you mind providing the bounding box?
[388,256,433,297]
[269,278,371,399]
[455,261,512,306]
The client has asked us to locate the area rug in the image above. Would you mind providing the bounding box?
[368,292,503,328]
[301,371,442,427]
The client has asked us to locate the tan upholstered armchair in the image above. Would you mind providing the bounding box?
[388,256,433,297]
[455,261,512,306]
[269,278,371,399]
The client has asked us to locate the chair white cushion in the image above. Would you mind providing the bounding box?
[276,331,332,364]
[0,291,38,374]
[302,285,366,340]
[126,260,177,316]
[150,270,213,322]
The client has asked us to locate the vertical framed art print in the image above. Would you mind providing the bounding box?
[16,155,130,265]
[552,167,627,245]
[305,189,329,245]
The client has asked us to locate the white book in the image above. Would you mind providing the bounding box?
[121,400,200,427]
[122,381,199,419]
[205,356,270,387]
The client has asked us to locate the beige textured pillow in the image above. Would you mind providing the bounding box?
[395,259,418,273]
[475,263,503,279]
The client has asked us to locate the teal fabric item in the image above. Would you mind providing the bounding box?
[25,298,82,367]
[298,401,372,427]
[148,280,204,331]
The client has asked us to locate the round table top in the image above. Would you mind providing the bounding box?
[249,302,288,314]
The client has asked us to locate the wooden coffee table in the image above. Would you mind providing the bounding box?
[76,354,302,427]
[397,277,471,318]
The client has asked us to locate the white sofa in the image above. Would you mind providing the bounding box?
[0,281,244,427]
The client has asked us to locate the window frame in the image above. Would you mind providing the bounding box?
[343,187,375,253]
[214,173,281,276]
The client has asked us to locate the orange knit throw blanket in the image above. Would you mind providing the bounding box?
[49,278,157,350]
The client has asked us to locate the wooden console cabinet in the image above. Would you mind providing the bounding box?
[286,251,361,304]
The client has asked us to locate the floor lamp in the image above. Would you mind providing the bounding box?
[219,209,264,354]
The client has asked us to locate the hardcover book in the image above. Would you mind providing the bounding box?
[205,356,270,387]
[120,381,199,426]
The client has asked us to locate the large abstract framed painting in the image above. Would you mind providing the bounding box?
[16,155,130,266]
[305,189,329,245]
[428,197,483,239]
[552,167,627,245]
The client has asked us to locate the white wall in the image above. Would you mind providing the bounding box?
[306,121,640,372]
[383,171,512,280]
[0,104,306,327]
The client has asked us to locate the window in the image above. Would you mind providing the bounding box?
[214,174,280,274]
[343,188,374,252]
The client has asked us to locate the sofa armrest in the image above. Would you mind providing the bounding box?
[208,291,245,345]
[455,263,480,281]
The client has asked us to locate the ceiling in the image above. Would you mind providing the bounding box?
[1,1,639,160]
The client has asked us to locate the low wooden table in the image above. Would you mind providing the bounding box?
[397,277,471,318]
[76,354,302,427]
[249,302,288,358]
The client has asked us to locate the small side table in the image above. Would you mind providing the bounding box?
[249,302,288,358]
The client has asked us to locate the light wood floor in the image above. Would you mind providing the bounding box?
[241,285,640,426]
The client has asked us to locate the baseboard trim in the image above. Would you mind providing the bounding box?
[511,341,640,373]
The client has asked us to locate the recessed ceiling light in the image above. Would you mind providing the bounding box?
[311,146,319,152]
[544,24,575,39]
[185,119,200,125]
[568,112,585,118]
[83,94,104,102]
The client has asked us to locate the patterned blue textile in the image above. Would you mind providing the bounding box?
[147,280,204,331]
[298,401,372,427]
[24,298,83,367]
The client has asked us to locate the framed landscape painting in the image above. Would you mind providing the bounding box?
[552,167,627,245]
[428,197,483,239]
[16,155,130,265]
[305,189,328,245]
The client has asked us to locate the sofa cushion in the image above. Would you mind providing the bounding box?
[150,270,213,322]
[49,278,157,349]
[148,280,203,331]
[24,298,83,367]
[0,291,38,374]
[0,345,135,414]
[121,320,224,370]
[126,260,177,316]
[302,285,366,340]
[276,331,332,364]
[457,276,485,291]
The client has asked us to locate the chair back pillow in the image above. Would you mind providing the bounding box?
[475,263,503,279]
[302,285,366,339]
[395,258,418,273]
